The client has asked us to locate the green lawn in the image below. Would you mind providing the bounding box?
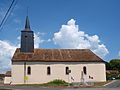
[17,79,69,87]
[15,79,113,87]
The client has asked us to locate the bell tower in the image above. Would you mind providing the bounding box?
[20,16,34,53]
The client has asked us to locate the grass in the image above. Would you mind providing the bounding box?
[16,80,113,87]
[17,79,69,87]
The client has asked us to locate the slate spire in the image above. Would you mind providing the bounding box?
[20,16,34,53]
[25,16,31,30]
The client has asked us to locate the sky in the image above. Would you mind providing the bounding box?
[0,0,120,73]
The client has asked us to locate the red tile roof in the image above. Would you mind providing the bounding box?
[5,71,11,77]
[106,70,120,74]
[12,48,105,62]
[0,74,5,77]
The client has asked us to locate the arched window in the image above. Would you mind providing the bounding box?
[66,67,69,75]
[47,66,51,75]
[83,66,87,75]
[27,66,31,75]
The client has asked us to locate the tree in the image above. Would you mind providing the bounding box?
[109,59,120,71]
[106,62,112,70]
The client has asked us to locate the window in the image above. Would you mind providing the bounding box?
[47,66,51,75]
[83,66,87,75]
[27,66,31,75]
[66,67,69,75]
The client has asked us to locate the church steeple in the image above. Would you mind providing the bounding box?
[20,16,34,53]
[25,16,31,30]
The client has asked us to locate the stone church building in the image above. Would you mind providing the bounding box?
[11,16,106,84]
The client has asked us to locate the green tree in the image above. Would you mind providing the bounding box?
[106,62,112,70]
[109,59,120,71]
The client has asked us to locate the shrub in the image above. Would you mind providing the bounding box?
[106,73,120,80]
[47,79,68,84]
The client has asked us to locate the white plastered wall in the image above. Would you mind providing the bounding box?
[4,77,12,84]
[12,62,24,84]
[12,62,106,84]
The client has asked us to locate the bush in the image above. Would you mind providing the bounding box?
[106,73,120,80]
[17,79,69,87]
[47,79,68,84]
[106,59,120,71]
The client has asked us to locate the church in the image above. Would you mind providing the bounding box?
[10,16,106,84]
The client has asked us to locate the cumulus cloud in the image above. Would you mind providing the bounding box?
[118,51,120,57]
[53,19,109,58]
[47,39,52,42]
[0,32,44,73]
[13,19,21,24]
[0,40,17,73]
[34,32,44,48]
[0,8,5,19]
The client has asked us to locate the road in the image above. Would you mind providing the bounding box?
[102,80,120,88]
[0,80,120,90]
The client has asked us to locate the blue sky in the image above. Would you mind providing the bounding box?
[0,0,120,73]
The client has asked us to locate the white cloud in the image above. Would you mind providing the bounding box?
[47,39,52,42]
[0,8,5,19]
[0,32,44,73]
[0,40,17,73]
[13,19,21,24]
[37,32,45,35]
[17,36,20,40]
[118,51,120,57]
[53,19,109,58]
[34,32,44,48]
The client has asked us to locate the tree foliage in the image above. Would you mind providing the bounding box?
[106,59,120,71]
